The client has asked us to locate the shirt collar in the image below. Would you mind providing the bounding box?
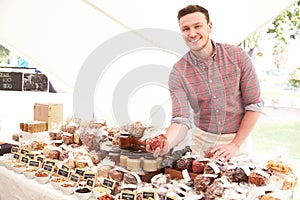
[189,40,217,64]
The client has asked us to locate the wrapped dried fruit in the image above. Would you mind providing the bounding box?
[194,174,217,193]
[204,177,230,200]
[248,169,270,186]
[192,159,208,173]
[174,157,194,172]
[233,166,250,183]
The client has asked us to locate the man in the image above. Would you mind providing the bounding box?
[146,5,263,162]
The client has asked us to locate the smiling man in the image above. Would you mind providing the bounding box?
[146,5,264,162]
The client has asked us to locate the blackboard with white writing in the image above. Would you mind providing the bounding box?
[0,72,22,91]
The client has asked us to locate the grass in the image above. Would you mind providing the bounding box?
[252,121,300,160]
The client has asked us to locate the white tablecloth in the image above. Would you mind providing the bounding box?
[0,165,94,200]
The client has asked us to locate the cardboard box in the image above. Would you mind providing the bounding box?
[34,103,63,131]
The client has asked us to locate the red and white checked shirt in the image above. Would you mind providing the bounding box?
[169,41,263,134]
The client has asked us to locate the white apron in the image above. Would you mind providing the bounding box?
[190,127,251,158]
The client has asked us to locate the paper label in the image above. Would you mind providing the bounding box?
[182,169,191,182]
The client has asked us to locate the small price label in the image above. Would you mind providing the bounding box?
[75,168,86,176]
[61,164,70,171]
[102,178,116,190]
[142,191,156,200]
[20,149,30,155]
[13,153,21,161]
[86,178,95,188]
[83,171,96,180]
[26,153,35,159]
[11,146,19,153]
[70,174,80,183]
[121,191,136,200]
[36,155,45,163]
[21,156,30,164]
[44,159,56,167]
[43,164,54,173]
[28,160,41,168]
[57,168,70,178]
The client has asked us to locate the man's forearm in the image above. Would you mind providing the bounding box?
[165,123,189,149]
[231,110,261,147]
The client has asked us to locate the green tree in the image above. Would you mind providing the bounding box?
[0,44,10,64]
[267,0,300,70]
[241,0,300,61]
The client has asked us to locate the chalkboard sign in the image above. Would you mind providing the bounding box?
[102,178,116,189]
[142,191,155,200]
[23,73,48,92]
[45,159,56,167]
[57,168,70,178]
[11,146,19,153]
[121,191,136,200]
[29,160,41,168]
[70,174,80,183]
[43,164,54,172]
[0,72,22,91]
[61,164,70,171]
[13,153,20,161]
[36,156,45,163]
[75,168,86,176]
[26,153,35,159]
[86,178,95,188]
[20,149,30,155]
[83,172,96,180]
[21,156,29,164]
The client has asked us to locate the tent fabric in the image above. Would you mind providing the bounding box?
[0,0,297,124]
[0,0,297,92]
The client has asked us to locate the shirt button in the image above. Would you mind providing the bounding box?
[218,121,221,125]
[209,80,212,83]
[203,66,206,69]
[216,109,219,113]
[213,95,216,99]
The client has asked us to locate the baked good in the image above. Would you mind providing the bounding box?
[108,169,124,182]
[233,167,249,183]
[62,132,74,145]
[267,160,292,174]
[192,160,207,173]
[194,174,217,193]
[248,169,270,186]
[147,134,167,152]
[204,178,226,199]
[123,172,138,184]
[174,157,193,172]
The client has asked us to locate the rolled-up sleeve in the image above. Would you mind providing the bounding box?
[245,102,264,112]
[239,48,264,113]
[169,67,193,129]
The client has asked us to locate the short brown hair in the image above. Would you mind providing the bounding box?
[177,5,210,23]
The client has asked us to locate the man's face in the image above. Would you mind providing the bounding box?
[179,12,212,52]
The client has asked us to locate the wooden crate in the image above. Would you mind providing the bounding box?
[33,103,63,131]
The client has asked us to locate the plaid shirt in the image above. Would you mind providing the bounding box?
[169,41,263,134]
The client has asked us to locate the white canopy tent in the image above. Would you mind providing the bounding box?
[0,0,297,127]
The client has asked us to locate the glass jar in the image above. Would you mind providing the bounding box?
[119,150,130,167]
[126,153,141,171]
[109,145,121,164]
[143,155,158,172]
[156,156,163,169]
[119,132,133,149]
[100,143,112,160]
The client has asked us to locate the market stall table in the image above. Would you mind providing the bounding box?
[0,165,94,200]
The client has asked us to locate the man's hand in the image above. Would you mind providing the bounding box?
[146,134,169,157]
[210,142,239,162]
